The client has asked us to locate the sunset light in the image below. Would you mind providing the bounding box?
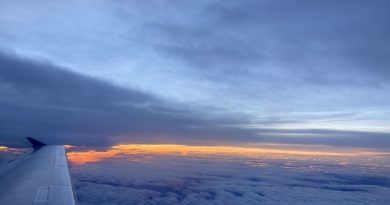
[66,143,388,166]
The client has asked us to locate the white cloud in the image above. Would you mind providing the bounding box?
[70,153,390,205]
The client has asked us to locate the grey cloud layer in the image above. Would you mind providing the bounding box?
[0,52,261,146]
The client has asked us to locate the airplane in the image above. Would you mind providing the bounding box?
[0,137,77,205]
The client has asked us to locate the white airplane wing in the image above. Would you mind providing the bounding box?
[0,137,77,205]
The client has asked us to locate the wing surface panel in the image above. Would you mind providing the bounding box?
[0,144,76,205]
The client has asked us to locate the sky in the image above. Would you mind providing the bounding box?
[0,0,390,150]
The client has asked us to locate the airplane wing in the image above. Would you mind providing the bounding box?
[0,137,77,205]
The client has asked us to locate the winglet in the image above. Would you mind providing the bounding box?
[26,137,46,149]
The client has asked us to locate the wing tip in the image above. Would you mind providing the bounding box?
[26,137,47,149]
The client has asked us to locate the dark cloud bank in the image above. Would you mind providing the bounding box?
[0,51,255,146]
[0,51,389,149]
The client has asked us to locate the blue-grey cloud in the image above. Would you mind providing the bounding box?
[149,0,390,77]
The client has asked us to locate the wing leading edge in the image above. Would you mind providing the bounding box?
[0,138,77,205]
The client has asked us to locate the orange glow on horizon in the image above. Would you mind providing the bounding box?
[66,143,388,166]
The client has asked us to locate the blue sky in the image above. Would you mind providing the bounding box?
[0,0,389,149]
